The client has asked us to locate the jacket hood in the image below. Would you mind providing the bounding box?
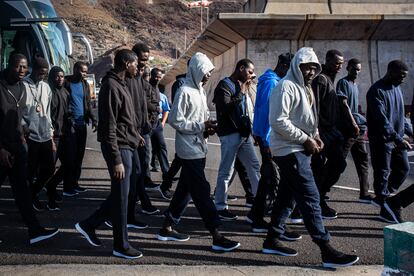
[258,69,279,83]
[102,69,124,85]
[285,47,321,86]
[185,52,214,90]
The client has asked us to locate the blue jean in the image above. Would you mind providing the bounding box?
[269,151,330,242]
[369,142,409,200]
[215,133,260,210]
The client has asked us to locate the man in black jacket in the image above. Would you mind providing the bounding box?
[44,66,72,211]
[311,49,346,220]
[0,53,58,244]
[213,59,260,221]
[131,43,160,214]
[75,49,143,259]
[132,43,160,192]
[63,61,97,196]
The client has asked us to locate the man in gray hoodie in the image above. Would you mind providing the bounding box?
[22,57,55,212]
[156,52,240,252]
[264,47,359,268]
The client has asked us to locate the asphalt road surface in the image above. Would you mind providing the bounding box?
[0,124,413,267]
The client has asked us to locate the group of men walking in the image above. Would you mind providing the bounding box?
[0,42,413,267]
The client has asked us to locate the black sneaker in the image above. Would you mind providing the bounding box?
[32,197,45,212]
[384,200,404,223]
[47,201,60,211]
[144,178,160,191]
[218,209,238,221]
[262,238,298,256]
[321,243,359,268]
[371,196,384,208]
[141,206,160,215]
[280,228,302,241]
[379,206,397,223]
[227,195,238,202]
[245,197,254,208]
[157,228,190,241]
[113,246,143,259]
[127,219,148,229]
[29,227,59,244]
[104,221,113,228]
[212,236,240,252]
[321,203,337,220]
[74,185,87,193]
[288,209,303,224]
[105,219,149,229]
[358,194,374,204]
[63,189,79,197]
[159,188,173,200]
[75,222,101,246]
[252,220,269,233]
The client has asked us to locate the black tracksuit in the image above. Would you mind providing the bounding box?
[82,70,139,252]
[0,70,42,235]
[311,69,347,201]
[45,85,72,200]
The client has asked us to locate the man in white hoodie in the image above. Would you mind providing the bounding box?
[264,47,359,268]
[156,52,240,252]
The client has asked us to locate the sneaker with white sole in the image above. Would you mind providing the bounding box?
[218,209,238,221]
[252,220,269,233]
[212,236,240,252]
[262,238,298,256]
[320,243,359,268]
[280,229,302,241]
[141,206,160,215]
[29,227,59,244]
[157,228,190,241]
[75,222,101,246]
[113,247,143,259]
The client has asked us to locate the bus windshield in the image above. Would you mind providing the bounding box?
[38,22,71,74]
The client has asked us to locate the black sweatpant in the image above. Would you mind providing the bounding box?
[249,137,279,223]
[0,144,41,235]
[165,158,221,233]
[160,153,182,191]
[83,145,134,251]
[27,139,55,199]
[343,135,370,197]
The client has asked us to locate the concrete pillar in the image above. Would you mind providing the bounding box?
[383,222,414,275]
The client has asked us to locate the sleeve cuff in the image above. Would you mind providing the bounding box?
[298,133,309,144]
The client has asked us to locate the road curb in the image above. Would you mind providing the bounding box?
[0,264,383,275]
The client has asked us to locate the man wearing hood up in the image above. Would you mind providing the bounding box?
[156,52,240,252]
[265,47,359,268]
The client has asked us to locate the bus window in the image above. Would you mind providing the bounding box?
[0,29,37,69]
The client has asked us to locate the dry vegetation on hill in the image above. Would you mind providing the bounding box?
[52,0,246,79]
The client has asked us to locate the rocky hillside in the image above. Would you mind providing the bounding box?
[52,0,246,79]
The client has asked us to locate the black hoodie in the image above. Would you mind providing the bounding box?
[125,75,150,135]
[0,70,26,154]
[97,70,139,165]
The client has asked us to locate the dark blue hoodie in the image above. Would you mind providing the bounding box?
[366,78,407,145]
